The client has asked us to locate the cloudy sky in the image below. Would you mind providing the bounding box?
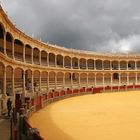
[1,0,140,53]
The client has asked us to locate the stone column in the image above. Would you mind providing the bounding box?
[55,73,57,89]
[127,73,129,86]
[111,73,113,90]
[79,73,81,88]
[135,61,137,70]
[2,67,6,98]
[47,73,49,91]
[63,74,65,89]
[135,73,138,85]
[39,51,41,65]
[94,74,96,86]
[118,61,120,70]
[12,69,15,102]
[31,48,34,64]
[71,73,73,88]
[47,53,49,66]
[4,32,6,55]
[39,72,41,91]
[55,55,57,67]
[63,57,64,68]
[31,71,34,93]
[22,71,26,99]
[12,39,15,59]
[23,44,25,62]
[86,74,88,87]
[86,60,88,69]
[94,60,96,70]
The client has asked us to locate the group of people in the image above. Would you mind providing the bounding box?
[7,98,12,117]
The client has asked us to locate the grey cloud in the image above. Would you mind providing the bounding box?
[2,0,140,53]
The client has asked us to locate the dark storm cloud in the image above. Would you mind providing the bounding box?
[2,0,140,53]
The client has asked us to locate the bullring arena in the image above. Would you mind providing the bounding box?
[1,4,140,140]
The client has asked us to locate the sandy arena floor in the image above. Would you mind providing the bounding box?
[29,91,140,140]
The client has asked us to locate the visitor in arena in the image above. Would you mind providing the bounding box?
[7,98,12,117]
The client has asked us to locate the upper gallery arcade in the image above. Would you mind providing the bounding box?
[0,5,140,99]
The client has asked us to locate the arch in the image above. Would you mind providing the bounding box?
[72,57,78,69]
[0,23,5,53]
[14,39,24,61]
[6,32,13,58]
[88,73,95,87]
[128,61,135,70]
[25,69,32,91]
[65,72,71,88]
[25,44,32,63]
[137,61,140,70]
[87,59,94,69]
[137,73,140,84]
[72,73,79,88]
[104,73,111,86]
[95,60,102,70]
[41,50,48,66]
[96,73,103,86]
[120,73,127,85]
[104,60,110,70]
[49,71,56,90]
[80,73,87,87]
[80,58,86,69]
[120,61,127,70]
[0,62,4,96]
[41,71,48,91]
[112,61,119,70]
[64,56,71,68]
[129,73,135,85]
[49,53,55,67]
[57,72,63,89]
[14,68,23,94]
[33,70,40,92]
[57,54,63,67]
[112,73,119,86]
[33,48,40,65]
[6,66,13,96]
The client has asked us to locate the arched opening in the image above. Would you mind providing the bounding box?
[33,70,40,92]
[104,60,110,70]
[57,72,63,89]
[64,56,71,68]
[0,23,4,53]
[14,39,24,61]
[6,32,13,58]
[88,73,95,87]
[57,55,63,67]
[14,68,23,94]
[49,53,55,67]
[120,73,127,86]
[25,45,32,63]
[6,66,13,96]
[129,73,135,85]
[72,57,78,69]
[113,73,119,86]
[41,71,48,91]
[120,61,127,70]
[41,51,48,66]
[80,58,86,69]
[112,61,119,70]
[137,73,140,84]
[96,73,103,86]
[33,48,40,65]
[137,61,140,69]
[65,72,71,88]
[80,73,87,87]
[72,73,79,88]
[104,73,111,86]
[0,62,4,97]
[87,59,94,69]
[128,61,135,70]
[25,69,32,92]
[95,60,102,70]
[49,72,56,90]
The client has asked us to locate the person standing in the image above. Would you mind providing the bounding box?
[7,98,12,117]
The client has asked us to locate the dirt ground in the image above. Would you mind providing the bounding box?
[29,91,140,140]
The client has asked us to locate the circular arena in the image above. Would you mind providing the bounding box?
[0,4,140,140]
